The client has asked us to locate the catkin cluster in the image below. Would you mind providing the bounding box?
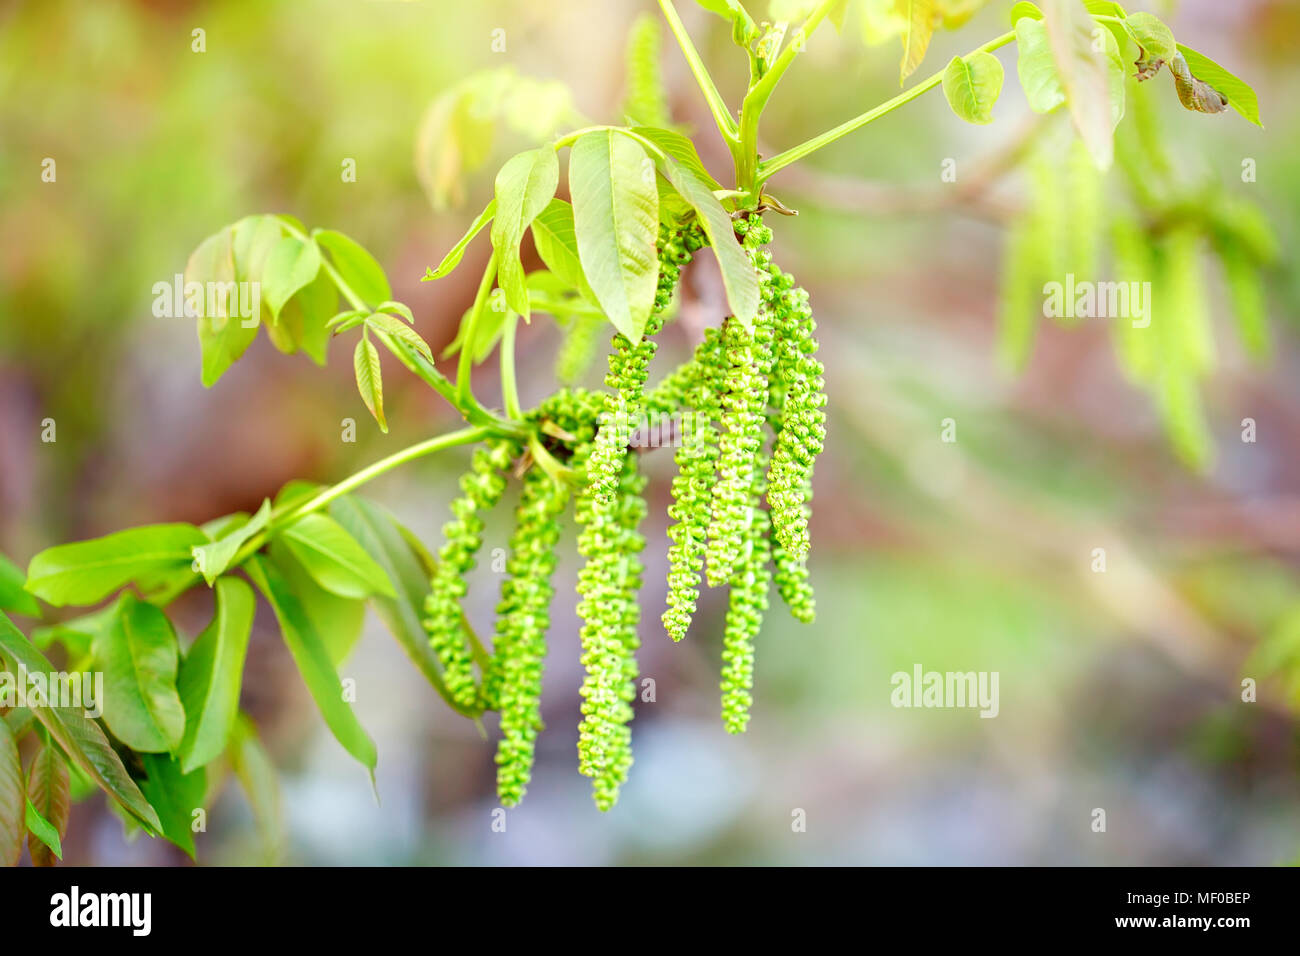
[421,214,827,810]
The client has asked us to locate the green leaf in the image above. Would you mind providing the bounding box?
[177,577,254,773]
[569,129,660,344]
[492,148,561,319]
[1010,1,1041,25]
[0,613,161,833]
[367,312,434,364]
[327,308,371,331]
[274,269,339,365]
[375,301,416,324]
[25,798,62,863]
[232,214,284,287]
[228,714,283,864]
[280,513,396,600]
[244,558,378,776]
[442,301,510,363]
[1175,45,1261,127]
[327,496,471,714]
[262,236,322,322]
[660,156,759,330]
[139,753,206,860]
[353,336,387,433]
[942,52,1005,124]
[695,0,760,46]
[26,523,206,608]
[0,553,40,617]
[25,740,69,866]
[1015,18,1065,112]
[191,499,271,586]
[531,199,600,304]
[424,199,496,282]
[0,717,21,866]
[30,601,120,659]
[188,226,258,388]
[1122,12,1175,62]
[267,540,365,668]
[899,0,939,85]
[94,594,185,754]
[314,229,392,306]
[630,126,722,190]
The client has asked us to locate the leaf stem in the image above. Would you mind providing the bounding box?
[227,425,493,569]
[735,0,842,193]
[500,310,522,420]
[656,0,740,146]
[756,30,1018,185]
[457,250,499,408]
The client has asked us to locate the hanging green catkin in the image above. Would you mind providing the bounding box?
[771,503,815,623]
[575,451,647,811]
[585,227,699,505]
[662,327,724,641]
[423,438,519,708]
[721,466,772,734]
[763,254,825,563]
[491,464,569,807]
[704,218,777,587]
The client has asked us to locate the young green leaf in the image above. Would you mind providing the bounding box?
[244,557,378,776]
[375,301,416,324]
[228,713,284,864]
[94,594,186,754]
[367,312,434,364]
[139,753,206,860]
[492,147,560,319]
[327,308,370,331]
[531,199,600,303]
[188,226,259,387]
[424,199,497,282]
[630,126,722,190]
[267,540,365,667]
[1009,1,1041,24]
[942,52,1005,124]
[177,576,255,773]
[661,156,759,330]
[1015,18,1065,113]
[191,499,271,586]
[30,601,120,660]
[328,495,475,713]
[1122,12,1176,65]
[273,269,339,365]
[0,717,21,866]
[353,336,387,433]
[569,129,660,344]
[25,798,62,863]
[314,229,392,306]
[1174,45,1260,126]
[280,512,396,600]
[262,236,322,322]
[899,0,939,85]
[0,552,40,617]
[25,739,69,866]
[232,214,284,286]
[25,523,206,608]
[442,301,510,364]
[0,613,161,834]
[695,0,760,46]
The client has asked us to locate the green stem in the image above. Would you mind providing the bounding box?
[228,425,492,568]
[757,30,1018,185]
[656,0,740,146]
[736,0,841,193]
[500,311,521,420]
[458,250,499,407]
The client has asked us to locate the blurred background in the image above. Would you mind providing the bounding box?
[1,0,1298,865]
